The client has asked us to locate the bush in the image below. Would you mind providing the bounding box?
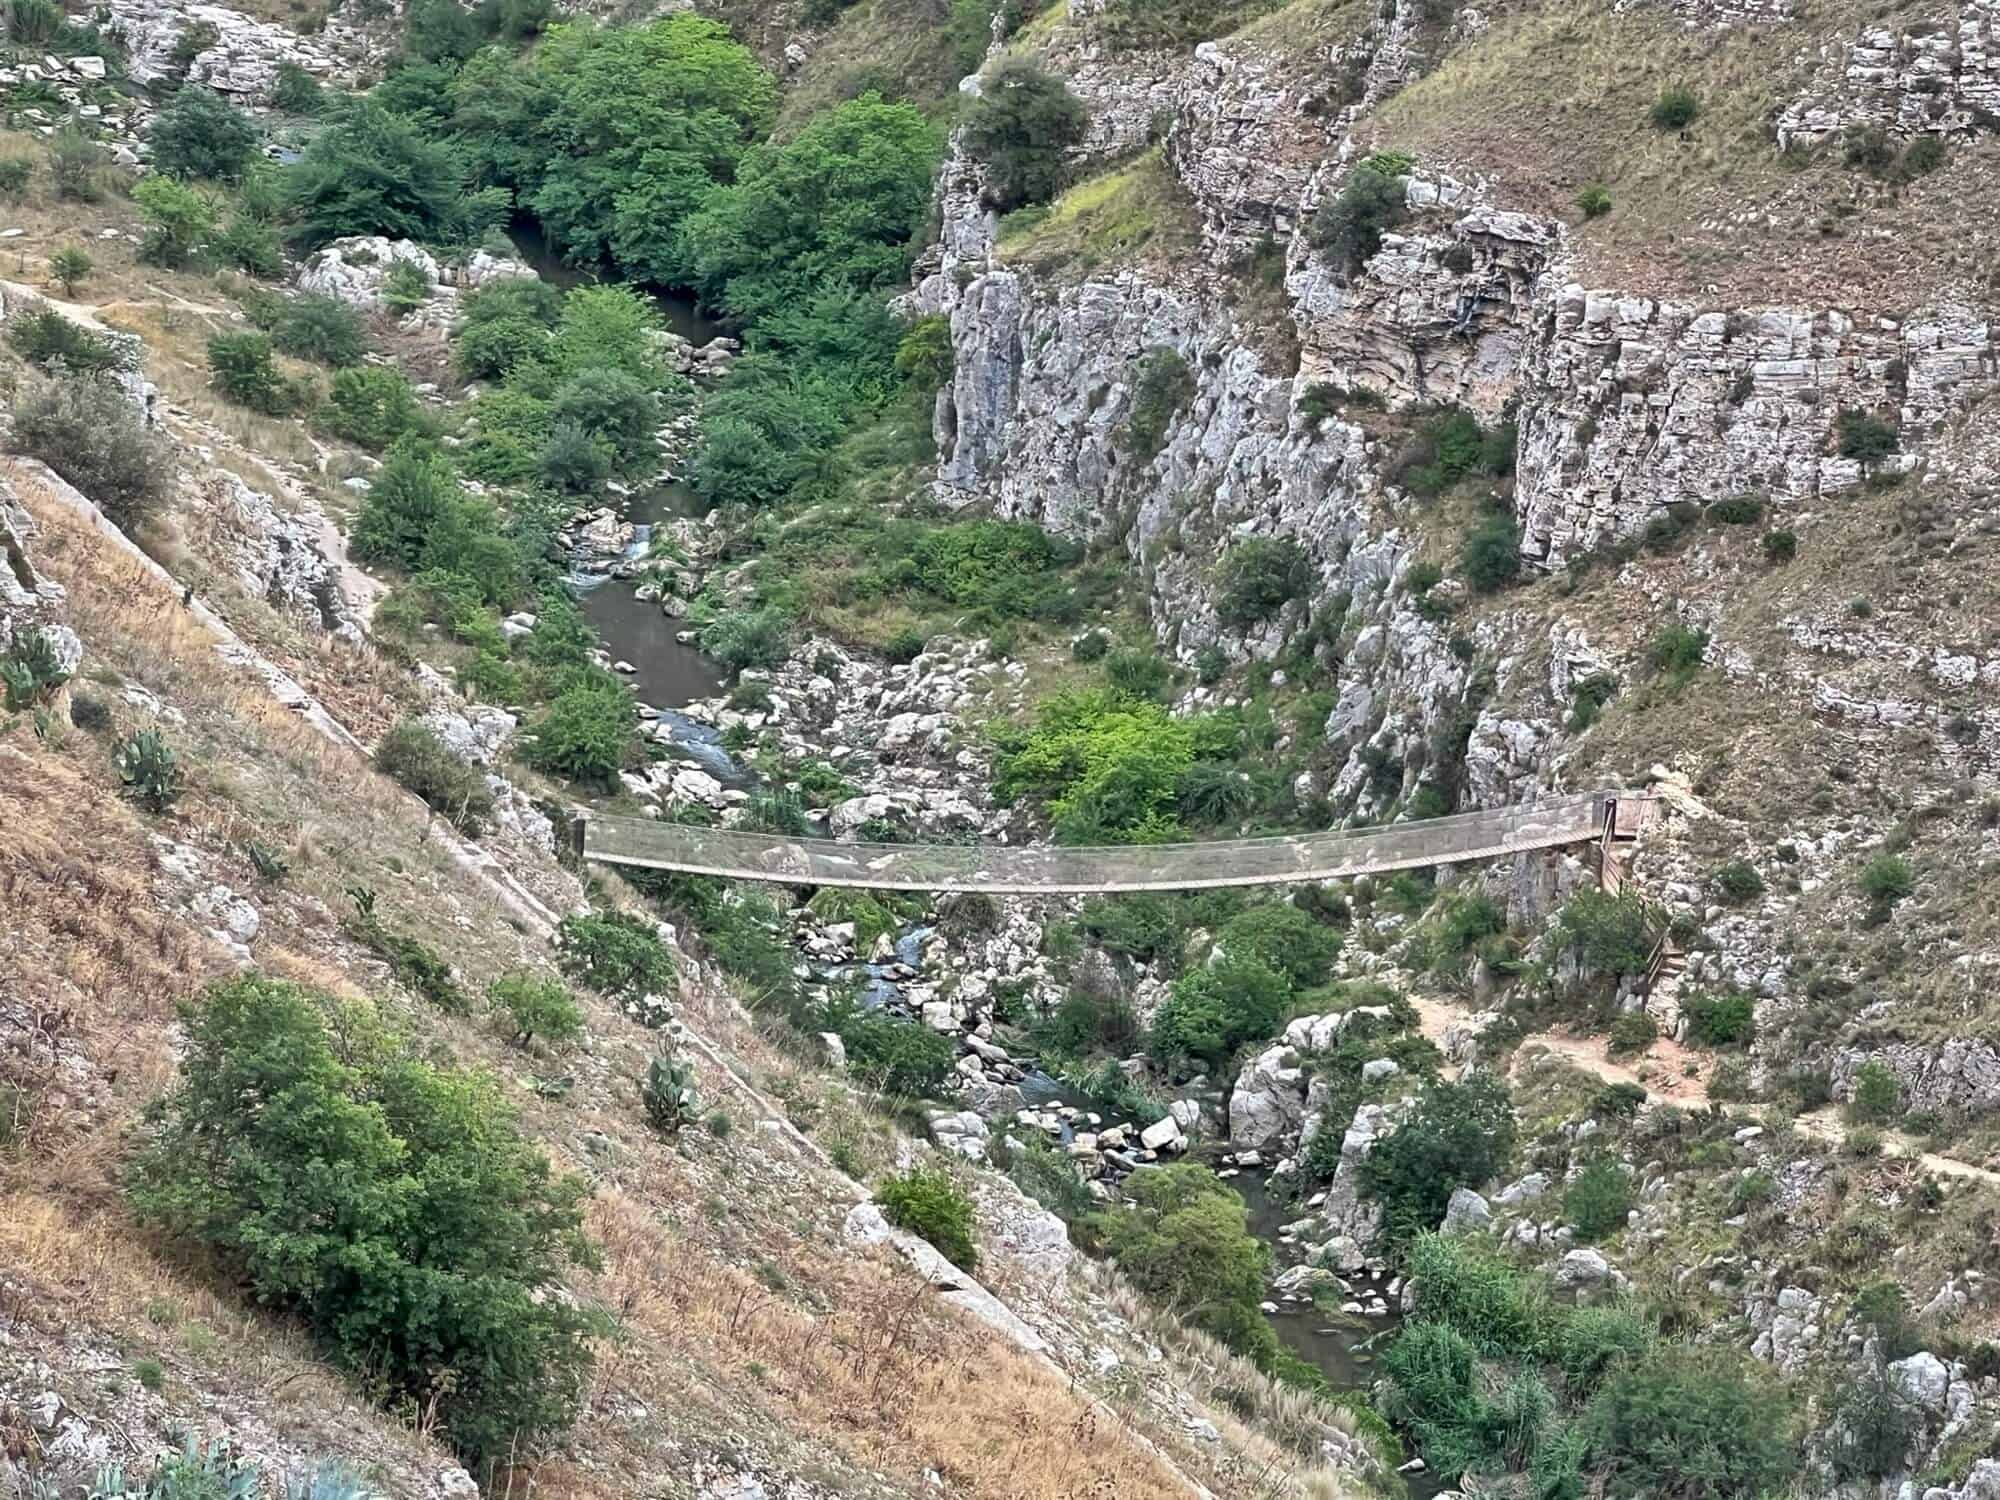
[838,1012,955,1097]
[489,973,584,1048]
[1704,492,1764,526]
[1071,630,1110,663]
[537,420,613,495]
[557,911,675,1003]
[207,332,294,414]
[48,126,103,202]
[549,365,659,472]
[128,976,595,1469]
[374,717,494,834]
[1846,1059,1901,1124]
[1586,1350,1795,1497]
[7,305,134,374]
[1216,901,1341,988]
[1681,990,1755,1048]
[1121,346,1194,462]
[521,681,634,787]
[1215,537,1311,626]
[7,375,173,531]
[1828,1360,1922,1479]
[269,293,367,367]
[1709,859,1763,904]
[1149,955,1293,1070]
[1761,529,1797,563]
[698,607,791,672]
[894,313,952,389]
[272,59,323,114]
[284,98,485,247]
[961,57,1087,211]
[149,85,259,180]
[877,1166,978,1270]
[135,175,218,268]
[0,157,30,196]
[1362,1075,1516,1241]
[1606,1012,1657,1058]
[455,313,550,381]
[1310,159,1408,271]
[1646,621,1708,680]
[46,244,90,295]
[1104,648,1171,699]
[323,366,425,449]
[211,213,284,278]
[1650,85,1699,130]
[382,257,431,314]
[1901,133,1947,177]
[994,687,1198,843]
[1858,852,1915,906]
[1563,1159,1632,1242]
[1575,183,1611,219]
[1837,407,1899,462]
[1459,509,1521,592]
[110,728,182,813]
[1549,888,1657,984]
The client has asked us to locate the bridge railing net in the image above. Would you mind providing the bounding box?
[582,792,1619,894]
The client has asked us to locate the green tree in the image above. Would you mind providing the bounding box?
[522,681,635,786]
[285,98,482,247]
[351,438,464,570]
[1311,159,1409,271]
[45,244,90,295]
[1586,1349,1795,1497]
[961,57,1087,211]
[1088,1165,1269,1346]
[206,331,293,414]
[994,687,1197,843]
[1149,955,1293,1070]
[556,910,673,999]
[480,17,777,283]
[679,93,939,321]
[324,366,425,449]
[548,365,658,472]
[1363,1075,1517,1241]
[149,85,259,180]
[489,973,585,1048]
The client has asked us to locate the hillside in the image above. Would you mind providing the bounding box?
[2,0,1999,1496]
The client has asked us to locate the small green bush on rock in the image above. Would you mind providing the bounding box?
[557,911,675,1018]
[877,1166,978,1271]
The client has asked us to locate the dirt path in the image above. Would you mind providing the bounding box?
[1411,997,2000,1189]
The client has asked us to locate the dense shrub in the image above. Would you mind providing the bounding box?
[994,688,1199,843]
[272,59,323,114]
[1681,990,1755,1048]
[557,911,674,1002]
[1846,1059,1901,1124]
[1761,528,1797,563]
[1310,156,1409,271]
[284,98,490,248]
[1549,889,1658,985]
[1647,621,1708,681]
[961,57,1087,212]
[1459,509,1521,592]
[207,332,294,414]
[1575,183,1612,219]
[838,1011,955,1097]
[374,717,494,834]
[0,156,31,196]
[1650,85,1699,130]
[489,973,584,1048]
[1858,852,1914,907]
[1586,1350,1796,1497]
[1605,1012,1657,1058]
[382,258,431,313]
[894,313,953,389]
[1828,1361,1922,1479]
[1087,1165,1269,1347]
[699,607,791,672]
[7,304,135,374]
[7,375,174,532]
[1362,1075,1516,1241]
[1705,492,1764,525]
[1215,537,1311,626]
[1709,858,1763,904]
[134,175,218,268]
[323,366,425,449]
[149,85,259,180]
[549,366,659,472]
[1121,346,1194,462]
[877,1166,978,1270]
[1149,955,1292,1069]
[521,681,635,787]
[128,976,596,1470]
[48,126,103,201]
[211,213,283,277]
[1563,1160,1632,1242]
[46,244,90,295]
[1391,406,1514,498]
[267,293,367,367]
[1837,407,1899,462]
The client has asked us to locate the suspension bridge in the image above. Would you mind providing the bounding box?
[575,791,1652,895]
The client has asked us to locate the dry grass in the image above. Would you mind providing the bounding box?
[1369,0,2000,305]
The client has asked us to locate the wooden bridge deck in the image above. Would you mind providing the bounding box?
[579,792,1648,894]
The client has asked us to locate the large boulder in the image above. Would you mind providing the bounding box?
[295,237,441,313]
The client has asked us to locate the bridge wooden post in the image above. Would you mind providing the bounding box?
[568,810,590,867]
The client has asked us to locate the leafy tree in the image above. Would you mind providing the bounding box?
[838,1010,955,1096]
[522,681,635,786]
[679,93,939,321]
[149,85,259,180]
[1216,901,1341,988]
[1087,1165,1269,1346]
[548,365,658,472]
[548,284,672,386]
[374,717,494,834]
[284,98,483,248]
[537,420,613,495]
[46,244,90,295]
[134,175,217,268]
[272,59,323,114]
[1460,509,1521,592]
[1846,1059,1901,1124]
[473,16,776,283]
[1311,158,1409,271]
[1362,1075,1517,1241]
[1563,1159,1632,1242]
[127,976,596,1470]
[351,438,469,571]
[895,313,953,388]
[268,293,367,367]
[994,687,1197,843]
[961,57,1086,211]
[1149,954,1292,1069]
[556,911,673,999]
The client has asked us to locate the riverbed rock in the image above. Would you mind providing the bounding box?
[1441,1187,1492,1234]
[295,237,440,313]
[1139,1115,1184,1153]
